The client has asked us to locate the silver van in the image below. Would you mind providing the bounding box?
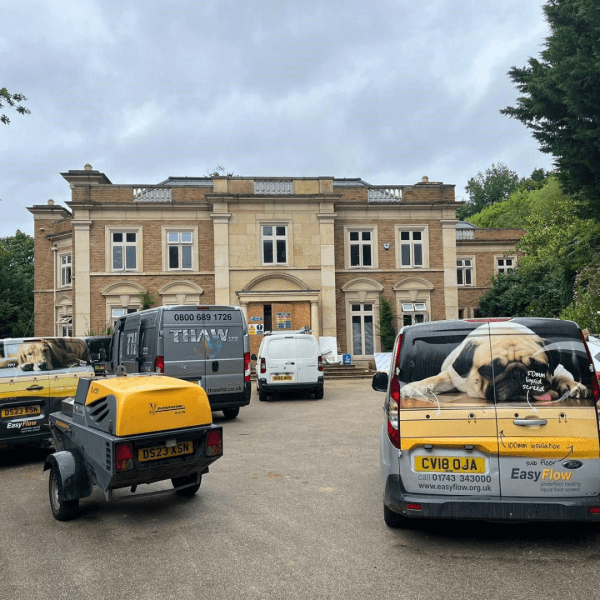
[111,305,251,419]
[372,317,600,526]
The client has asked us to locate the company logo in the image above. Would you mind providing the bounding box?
[562,460,583,470]
[149,403,185,415]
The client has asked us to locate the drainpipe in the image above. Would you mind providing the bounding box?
[52,244,58,336]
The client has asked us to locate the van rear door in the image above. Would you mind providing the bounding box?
[265,337,298,384]
[295,337,319,384]
[491,319,600,499]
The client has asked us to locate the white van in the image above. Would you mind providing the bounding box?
[253,330,324,401]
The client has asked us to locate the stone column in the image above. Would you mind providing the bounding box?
[210,203,232,305]
[441,219,459,320]
[310,300,320,338]
[317,206,337,337]
[72,220,92,335]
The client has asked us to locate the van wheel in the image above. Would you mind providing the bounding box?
[172,474,202,496]
[49,466,79,521]
[258,389,268,402]
[384,504,410,528]
[222,407,239,420]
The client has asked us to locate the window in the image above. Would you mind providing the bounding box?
[111,307,137,325]
[496,256,517,274]
[457,258,473,286]
[262,225,287,265]
[168,231,193,270]
[59,254,72,287]
[396,226,428,268]
[56,313,72,337]
[349,230,373,268]
[111,232,138,271]
[401,302,428,326]
[351,303,374,356]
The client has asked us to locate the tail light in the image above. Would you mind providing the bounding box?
[244,352,251,382]
[206,430,222,456]
[154,355,164,373]
[115,443,134,471]
[260,357,266,374]
[318,355,323,372]
[387,334,403,449]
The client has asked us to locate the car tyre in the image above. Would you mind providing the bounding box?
[258,388,268,402]
[383,504,410,528]
[172,474,202,497]
[314,385,324,400]
[49,466,79,521]
[222,407,239,419]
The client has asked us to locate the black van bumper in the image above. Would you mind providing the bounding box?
[385,475,600,522]
[257,377,324,394]
[208,382,251,411]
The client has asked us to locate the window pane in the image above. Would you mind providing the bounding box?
[263,226,272,236]
[457,269,463,285]
[169,246,179,269]
[498,259,505,266]
[362,244,372,266]
[362,231,371,240]
[182,245,192,269]
[276,226,286,236]
[415,314,424,324]
[276,239,286,263]
[352,316,362,355]
[126,245,136,269]
[415,303,427,311]
[414,244,423,266]
[403,315,412,326]
[113,232,123,243]
[402,303,414,312]
[113,246,123,270]
[465,270,472,285]
[465,259,471,266]
[364,316,374,354]
[126,233,136,243]
[506,259,513,266]
[413,231,422,241]
[400,231,410,240]
[364,304,373,311]
[350,231,359,241]
[168,232,179,243]
[263,240,273,263]
[350,245,360,266]
[181,232,192,243]
[351,304,361,311]
[401,244,411,266]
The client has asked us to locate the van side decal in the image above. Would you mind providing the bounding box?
[170,329,229,343]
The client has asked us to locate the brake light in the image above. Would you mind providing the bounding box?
[206,430,222,456]
[115,443,134,471]
[260,357,266,374]
[318,355,323,372]
[407,503,422,511]
[387,334,403,449]
[589,507,600,514]
[244,352,251,382]
[154,355,164,373]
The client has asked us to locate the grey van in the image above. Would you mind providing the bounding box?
[111,305,251,419]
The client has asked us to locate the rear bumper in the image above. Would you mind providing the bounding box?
[385,475,600,522]
[207,382,251,411]
[257,377,324,393]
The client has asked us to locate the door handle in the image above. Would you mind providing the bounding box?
[26,385,44,391]
[513,418,548,427]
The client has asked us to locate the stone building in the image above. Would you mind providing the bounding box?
[27,165,522,364]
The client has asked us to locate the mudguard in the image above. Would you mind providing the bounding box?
[43,449,94,501]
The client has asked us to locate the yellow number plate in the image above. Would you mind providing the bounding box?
[138,441,193,462]
[414,456,486,473]
[1,405,41,418]
[272,375,293,381]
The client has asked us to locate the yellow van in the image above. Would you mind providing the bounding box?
[372,318,600,526]
[0,338,93,449]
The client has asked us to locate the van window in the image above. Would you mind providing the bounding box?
[267,338,295,358]
[296,338,317,359]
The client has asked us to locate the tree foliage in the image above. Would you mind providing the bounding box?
[0,231,34,338]
[457,163,520,220]
[0,87,31,125]
[501,0,600,218]
[379,296,396,351]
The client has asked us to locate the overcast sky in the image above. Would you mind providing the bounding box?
[1,0,553,238]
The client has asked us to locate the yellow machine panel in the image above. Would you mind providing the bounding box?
[86,376,213,436]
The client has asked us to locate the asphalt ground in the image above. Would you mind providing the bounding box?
[2,379,600,600]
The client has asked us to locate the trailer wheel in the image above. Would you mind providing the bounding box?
[222,407,239,420]
[172,474,202,496]
[49,466,79,521]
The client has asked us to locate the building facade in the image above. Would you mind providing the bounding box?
[28,165,522,364]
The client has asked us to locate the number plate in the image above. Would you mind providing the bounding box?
[138,441,193,462]
[1,405,41,418]
[414,456,486,473]
[272,375,293,382]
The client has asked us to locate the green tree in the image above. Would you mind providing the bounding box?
[0,231,34,337]
[560,255,600,332]
[0,87,31,125]
[379,296,396,351]
[501,0,600,218]
[457,163,521,220]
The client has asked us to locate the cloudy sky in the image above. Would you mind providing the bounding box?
[1,0,553,238]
